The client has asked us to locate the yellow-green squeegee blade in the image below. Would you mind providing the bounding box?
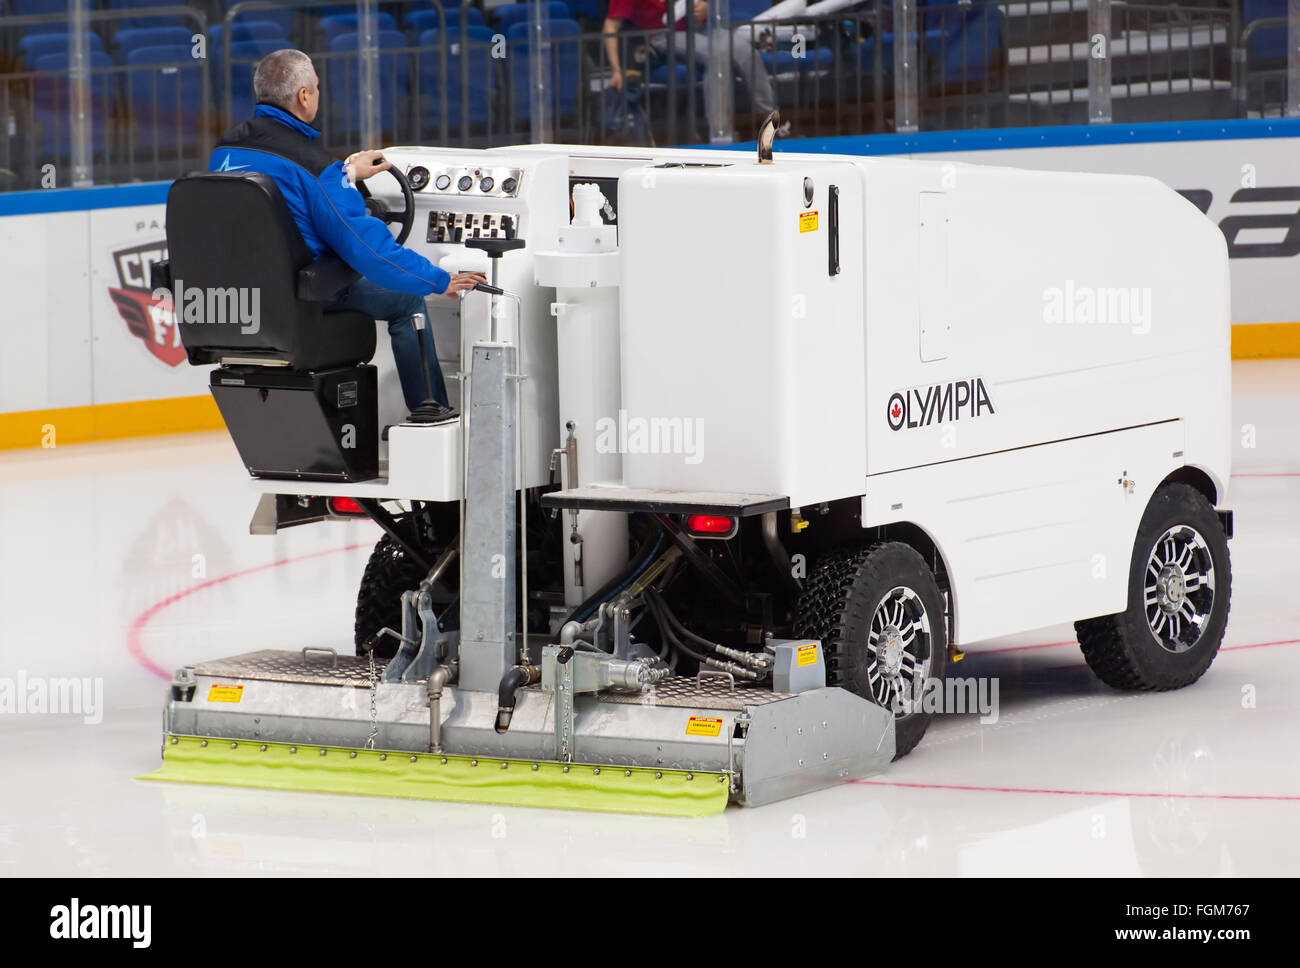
[138,735,729,817]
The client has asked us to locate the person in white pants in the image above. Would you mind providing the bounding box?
[603,0,779,124]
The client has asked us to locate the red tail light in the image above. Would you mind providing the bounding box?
[330,496,364,515]
[685,514,735,536]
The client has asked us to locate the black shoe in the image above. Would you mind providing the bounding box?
[406,400,460,425]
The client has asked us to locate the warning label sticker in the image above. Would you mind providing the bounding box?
[685,716,724,737]
[207,683,245,703]
[797,642,819,667]
[799,210,819,233]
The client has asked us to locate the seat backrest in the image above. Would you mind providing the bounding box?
[496,2,569,30]
[114,26,193,62]
[507,19,580,120]
[166,171,320,365]
[319,11,398,45]
[21,31,103,66]
[406,5,485,34]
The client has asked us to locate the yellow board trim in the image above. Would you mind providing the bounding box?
[1,322,1298,451]
[0,394,224,450]
[1231,321,1300,360]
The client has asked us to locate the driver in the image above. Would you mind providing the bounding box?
[208,48,484,420]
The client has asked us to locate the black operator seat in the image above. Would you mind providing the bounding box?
[156,171,381,483]
[160,171,375,369]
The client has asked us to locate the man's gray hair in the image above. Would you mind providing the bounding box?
[252,49,315,112]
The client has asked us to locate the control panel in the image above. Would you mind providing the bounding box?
[405,163,523,199]
[426,211,518,244]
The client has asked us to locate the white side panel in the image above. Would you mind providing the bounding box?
[918,191,950,362]
[864,420,1186,645]
[617,160,866,507]
[860,156,1231,498]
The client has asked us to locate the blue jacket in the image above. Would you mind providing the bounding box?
[208,104,449,297]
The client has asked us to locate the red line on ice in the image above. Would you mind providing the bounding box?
[126,542,373,679]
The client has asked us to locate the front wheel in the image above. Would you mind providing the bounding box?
[794,542,949,759]
[1076,482,1232,690]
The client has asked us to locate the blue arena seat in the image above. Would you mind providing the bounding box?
[209,20,289,50]
[417,25,495,129]
[506,19,580,123]
[1244,0,1285,61]
[126,44,204,149]
[12,0,69,14]
[923,1,1001,85]
[405,5,485,37]
[325,29,410,136]
[114,26,194,63]
[107,0,187,30]
[20,31,104,68]
[214,0,295,41]
[495,2,570,32]
[32,50,112,155]
[318,12,398,47]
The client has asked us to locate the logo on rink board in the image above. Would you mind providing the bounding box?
[107,239,183,367]
[887,377,995,431]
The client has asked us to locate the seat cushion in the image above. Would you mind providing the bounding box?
[298,310,378,371]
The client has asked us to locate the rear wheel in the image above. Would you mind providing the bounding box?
[794,542,948,759]
[354,533,456,659]
[1075,482,1231,690]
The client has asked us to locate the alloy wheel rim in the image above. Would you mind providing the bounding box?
[867,586,932,717]
[1144,524,1216,654]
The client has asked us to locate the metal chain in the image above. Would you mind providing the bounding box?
[366,646,379,750]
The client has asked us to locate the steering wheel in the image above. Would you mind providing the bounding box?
[357,162,416,245]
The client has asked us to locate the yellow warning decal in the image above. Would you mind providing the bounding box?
[799,210,819,233]
[207,683,245,703]
[685,716,724,737]
[797,642,819,667]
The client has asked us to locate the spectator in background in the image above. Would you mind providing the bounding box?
[603,0,780,133]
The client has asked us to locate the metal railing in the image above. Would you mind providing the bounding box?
[1,4,211,191]
[2,1,1299,194]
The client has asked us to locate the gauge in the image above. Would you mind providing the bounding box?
[457,174,473,192]
[479,176,495,193]
[407,166,430,191]
[501,176,518,195]
[434,173,451,190]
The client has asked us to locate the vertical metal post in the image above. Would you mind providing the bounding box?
[892,0,918,133]
[1289,0,1300,116]
[706,0,733,144]
[1088,0,1112,124]
[69,0,92,186]
[459,342,520,693]
[358,0,380,147]
[528,0,553,143]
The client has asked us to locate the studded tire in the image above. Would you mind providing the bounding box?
[354,534,456,659]
[793,541,949,759]
[1075,483,1231,691]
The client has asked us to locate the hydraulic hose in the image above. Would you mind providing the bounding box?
[495,663,541,732]
[566,532,664,625]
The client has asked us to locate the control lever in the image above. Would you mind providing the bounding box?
[473,282,504,296]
